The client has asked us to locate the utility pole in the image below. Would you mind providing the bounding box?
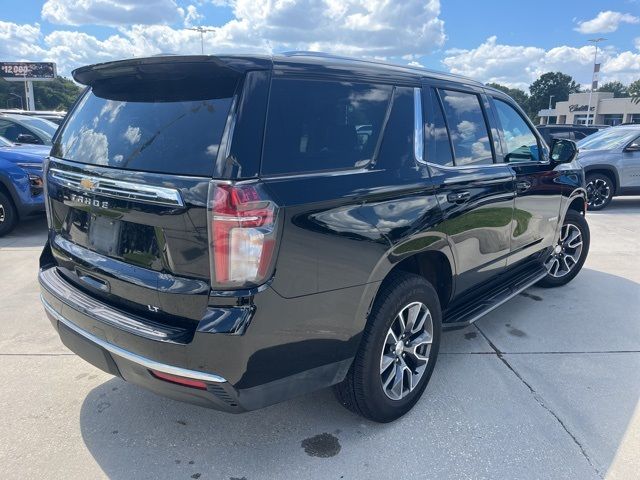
[586,38,606,126]
[23,76,35,111]
[188,27,216,55]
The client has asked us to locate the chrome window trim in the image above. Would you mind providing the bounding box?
[414,87,425,164]
[49,167,184,207]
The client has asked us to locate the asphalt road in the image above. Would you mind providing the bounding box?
[1,199,639,480]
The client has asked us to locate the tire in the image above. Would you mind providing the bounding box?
[334,272,442,422]
[0,191,18,237]
[586,173,614,211]
[538,210,590,288]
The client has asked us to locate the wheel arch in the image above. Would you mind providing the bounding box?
[584,165,620,195]
[352,236,455,342]
[0,175,20,215]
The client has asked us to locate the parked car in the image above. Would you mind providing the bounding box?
[536,124,607,146]
[575,124,640,210]
[0,136,49,235]
[0,109,66,125]
[0,113,58,145]
[39,54,589,422]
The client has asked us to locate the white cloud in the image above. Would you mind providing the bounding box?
[0,21,46,60]
[42,0,183,26]
[183,5,203,27]
[443,36,640,91]
[574,11,639,34]
[3,1,447,77]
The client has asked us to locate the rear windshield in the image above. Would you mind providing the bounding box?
[52,77,237,176]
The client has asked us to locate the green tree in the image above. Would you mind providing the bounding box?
[528,72,581,122]
[0,77,82,111]
[486,83,530,111]
[629,79,640,104]
[599,81,628,98]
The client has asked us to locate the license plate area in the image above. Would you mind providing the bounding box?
[89,215,122,256]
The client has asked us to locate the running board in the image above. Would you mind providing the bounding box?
[443,266,547,330]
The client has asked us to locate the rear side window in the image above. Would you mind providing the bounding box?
[438,89,493,166]
[52,77,237,176]
[262,79,392,175]
[375,87,414,168]
[426,88,454,166]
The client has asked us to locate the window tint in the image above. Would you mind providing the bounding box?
[18,116,57,136]
[262,79,392,175]
[438,89,493,166]
[494,99,540,162]
[376,87,414,168]
[426,88,453,166]
[0,119,38,143]
[52,78,237,176]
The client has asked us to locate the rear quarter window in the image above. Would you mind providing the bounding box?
[261,78,393,175]
[52,77,237,177]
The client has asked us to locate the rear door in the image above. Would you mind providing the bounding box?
[422,81,515,295]
[45,65,242,326]
[486,94,563,266]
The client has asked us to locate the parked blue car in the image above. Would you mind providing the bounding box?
[0,136,50,236]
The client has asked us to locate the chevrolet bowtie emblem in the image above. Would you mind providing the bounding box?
[79,178,96,190]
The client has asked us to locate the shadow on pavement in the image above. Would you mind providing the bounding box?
[0,215,47,249]
[77,268,638,479]
[589,196,640,215]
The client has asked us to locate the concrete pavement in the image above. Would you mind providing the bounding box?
[0,198,638,480]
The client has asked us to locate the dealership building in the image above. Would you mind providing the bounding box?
[538,92,640,126]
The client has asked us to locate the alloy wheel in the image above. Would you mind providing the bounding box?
[0,203,5,223]
[380,301,433,401]
[586,178,611,209]
[545,223,584,278]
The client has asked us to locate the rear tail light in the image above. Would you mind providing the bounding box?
[207,182,280,289]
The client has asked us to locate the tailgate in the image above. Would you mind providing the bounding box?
[46,159,211,324]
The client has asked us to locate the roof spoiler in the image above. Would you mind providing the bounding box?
[72,55,271,86]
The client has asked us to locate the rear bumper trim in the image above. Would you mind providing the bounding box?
[41,295,227,384]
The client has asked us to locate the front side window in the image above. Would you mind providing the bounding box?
[262,79,392,175]
[493,99,540,162]
[438,89,493,166]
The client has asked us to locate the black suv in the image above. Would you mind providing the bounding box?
[536,123,606,145]
[39,54,589,422]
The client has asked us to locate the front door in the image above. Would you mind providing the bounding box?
[487,95,563,266]
[620,135,640,188]
[423,84,515,295]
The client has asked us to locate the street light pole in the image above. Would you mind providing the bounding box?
[188,27,216,55]
[586,38,606,126]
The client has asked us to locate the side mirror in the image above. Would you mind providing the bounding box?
[625,142,640,152]
[16,133,39,144]
[550,138,578,164]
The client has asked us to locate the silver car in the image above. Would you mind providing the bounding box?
[576,125,640,210]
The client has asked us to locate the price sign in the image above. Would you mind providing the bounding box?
[0,62,56,81]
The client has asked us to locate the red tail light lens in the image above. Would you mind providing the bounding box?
[208,182,279,289]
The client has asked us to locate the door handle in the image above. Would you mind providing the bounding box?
[447,191,471,204]
[516,180,532,192]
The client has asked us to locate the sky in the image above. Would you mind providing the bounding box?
[1,0,639,91]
